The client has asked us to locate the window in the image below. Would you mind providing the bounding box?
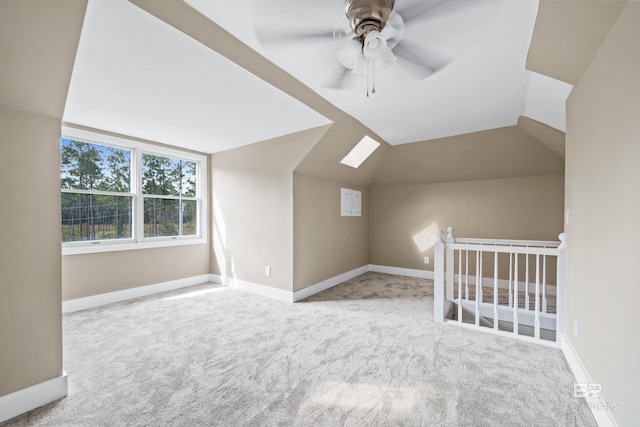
[61,139,133,242]
[340,135,380,168]
[141,154,197,238]
[61,127,207,254]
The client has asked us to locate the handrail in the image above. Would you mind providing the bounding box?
[434,226,567,347]
[449,243,559,256]
[455,237,560,248]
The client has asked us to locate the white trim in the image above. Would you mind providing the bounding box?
[0,371,68,423]
[562,335,619,427]
[211,274,293,303]
[60,125,208,256]
[62,237,208,256]
[61,265,432,312]
[62,274,213,313]
[442,319,558,348]
[293,265,370,302]
[369,265,434,279]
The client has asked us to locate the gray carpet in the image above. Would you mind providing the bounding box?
[2,272,596,426]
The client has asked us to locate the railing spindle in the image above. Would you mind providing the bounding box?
[479,249,483,303]
[542,254,547,313]
[508,250,513,308]
[465,247,469,301]
[493,251,499,330]
[525,252,530,310]
[534,254,541,339]
[475,250,480,326]
[458,248,462,322]
[513,252,519,335]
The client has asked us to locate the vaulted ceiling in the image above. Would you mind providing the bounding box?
[61,0,583,155]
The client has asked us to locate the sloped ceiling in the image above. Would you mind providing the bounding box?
[181,0,572,144]
[526,0,627,85]
[64,0,332,154]
[372,124,564,186]
[0,0,87,119]
[62,0,576,157]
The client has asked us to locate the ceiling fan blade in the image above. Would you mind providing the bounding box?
[393,39,451,79]
[397,0,498,27]
[254,24,337,49]
[323,63,355,90]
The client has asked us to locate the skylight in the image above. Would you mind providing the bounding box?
[340,135,380,168]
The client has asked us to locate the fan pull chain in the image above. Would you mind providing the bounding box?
[366,59,376,98]
[366,59,371,97]
[372,60,376,94]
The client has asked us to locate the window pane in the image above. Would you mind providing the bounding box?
[144,198,180,237]
[182,200,197,235]
[61,139,131,192]
[62,193,132,242]
[142,154,177,196]
[142,154,196,197]
[178,160,197,197]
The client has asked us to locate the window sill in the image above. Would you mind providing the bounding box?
[62,236,207,256]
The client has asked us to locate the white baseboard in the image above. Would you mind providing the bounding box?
[0,371,68,423]
[369,265,434,279]
[293,265,370,302]
[211,274,293,303]
[562,335,619,427]
[60,265,434,312]
[62,274,214,313]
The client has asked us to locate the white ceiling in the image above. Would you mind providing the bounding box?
[63,0,331,154]
[64,0,572,154]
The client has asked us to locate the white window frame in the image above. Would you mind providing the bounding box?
[61,126,207,255]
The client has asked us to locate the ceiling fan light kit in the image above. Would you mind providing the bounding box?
[363,30,387,59]
[338,0,399,96]
[337,39,362,69]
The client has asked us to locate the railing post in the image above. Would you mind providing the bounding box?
[556,233,567,347]
[445,227,455,301]
[434,229,446,322]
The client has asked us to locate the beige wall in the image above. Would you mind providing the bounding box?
[373,126,564,186]
[564,2,640,425]
[369,125,565,278]
[62,244,211,300]
[60,127,213,301]
[293,173,368,291]
[0,0,86,401]
[369,175,565,274]
[0,107,65,395]
[526,0,626,85]
[211,126,329,291]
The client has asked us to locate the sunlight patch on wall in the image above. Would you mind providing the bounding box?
[313,381,418,411]
[340,135,380,168]
[213,191,227,277]
[412,223,440,253]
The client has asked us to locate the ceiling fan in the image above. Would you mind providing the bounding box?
[253,0,500,94]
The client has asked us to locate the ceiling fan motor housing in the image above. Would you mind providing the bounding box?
[344,0,395,39]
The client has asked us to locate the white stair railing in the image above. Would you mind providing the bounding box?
[434,227,567,346]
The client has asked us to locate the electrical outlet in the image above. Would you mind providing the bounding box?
[423,256,430,265]
[574,320,578,339]
[265,266,271,277]
[565,209,570,225]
